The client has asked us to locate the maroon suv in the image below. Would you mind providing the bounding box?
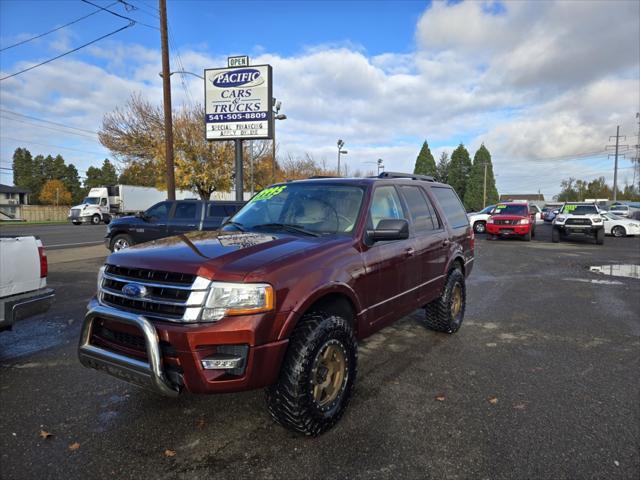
[78,172,474,435]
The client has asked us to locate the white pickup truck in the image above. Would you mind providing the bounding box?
[0,236,55,332]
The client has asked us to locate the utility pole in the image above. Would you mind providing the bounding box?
[606,126,628,203]
[633,112,640,191]
[159,0,176,200]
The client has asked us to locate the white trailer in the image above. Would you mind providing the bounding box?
[68,185,194,225]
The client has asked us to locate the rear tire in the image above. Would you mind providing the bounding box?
[595,228,604,245]
[552,228,560,243]
[473,221,486,234]
[266,311,357,436]
[422,268,466,334]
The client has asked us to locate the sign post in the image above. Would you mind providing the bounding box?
[205,60,272,201]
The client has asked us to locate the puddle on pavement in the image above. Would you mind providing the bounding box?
[588,264,640,279]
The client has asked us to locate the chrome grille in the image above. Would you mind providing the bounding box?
[494,219,518,225]
[70,208,81,218]
[99,265,210,322]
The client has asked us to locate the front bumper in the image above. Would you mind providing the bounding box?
[1,287,55,329]
[555,224,601,235]
[68,215,93,223]
[486,223,532,236]
[78,299,289,397]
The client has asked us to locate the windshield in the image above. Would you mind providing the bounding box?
[227,183,364,235]
[610,206,627,211]
[480,204,496,214]
[561,204,597,215]
[82,197,100,205]
[492,204,528,216]
[604,213,623,220]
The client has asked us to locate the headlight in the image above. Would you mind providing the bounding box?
[629,223,640,228]
[555,215,566,223]
[592,218,602,223]
[518,218,529,225]
[201,282,274,321]
[96,265,106,294]
[487,217,494,224]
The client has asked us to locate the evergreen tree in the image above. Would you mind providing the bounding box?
[435,151,449,183]
[447,143,472,202]
[62,164,83,204]
[84,159,118,188]
[413,141,437,177]
[12,148,34,191]
[463,144,499,211]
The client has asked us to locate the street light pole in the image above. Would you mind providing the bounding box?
[271,99,286,183]
[337,139,348,176]
[159,0,176,200]
[377,158,384,175]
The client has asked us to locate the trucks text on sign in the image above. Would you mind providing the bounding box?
[204,64,273,140]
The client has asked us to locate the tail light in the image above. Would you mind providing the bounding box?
[37,242,48,278]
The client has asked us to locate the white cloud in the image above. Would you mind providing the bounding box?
[1,0,638,199]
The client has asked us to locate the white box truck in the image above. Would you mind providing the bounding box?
[67,185,194,225]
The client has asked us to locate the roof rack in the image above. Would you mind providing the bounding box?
[378,171,435,182]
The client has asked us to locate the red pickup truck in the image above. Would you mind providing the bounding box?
[78,173,474,435]
[486,202,536,241]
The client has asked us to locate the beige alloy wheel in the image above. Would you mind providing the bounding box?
[311,340,347,409]
[451,283,462,319]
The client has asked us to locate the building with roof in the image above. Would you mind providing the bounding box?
[0,184,30,221]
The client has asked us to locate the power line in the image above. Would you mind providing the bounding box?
[0,136,107,156]
[0,22,134,82]
[0,1,119,52]
[0,115,98,140]
[0,109,98,134]
[80,0,159,30]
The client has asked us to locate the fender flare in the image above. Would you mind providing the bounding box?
[277,282,363,340]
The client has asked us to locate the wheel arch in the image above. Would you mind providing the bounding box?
[278,284,361,341]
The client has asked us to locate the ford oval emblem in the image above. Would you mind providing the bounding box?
[211,68,263,88]
[122,283,148,298]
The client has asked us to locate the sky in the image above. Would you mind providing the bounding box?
[1,0,639,199]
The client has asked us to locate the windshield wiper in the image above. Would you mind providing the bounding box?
[251,223,321,237]
[224,220,245,231]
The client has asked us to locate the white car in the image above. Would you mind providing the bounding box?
[467,204,496,233]
[600,212,640,237]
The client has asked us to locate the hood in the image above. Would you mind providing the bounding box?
[106,230,337,281]
[491,214,528,220]
[110,214,140,225]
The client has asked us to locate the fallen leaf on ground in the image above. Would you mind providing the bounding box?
[164,449,176,457]
[513,403,526,410]
[39,430,54,439]
[435,394,446,402]
[488,396,498,405]
[68,442,80,451]
[196,418,205,429]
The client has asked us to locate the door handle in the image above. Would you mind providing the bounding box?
[404,248,415,257]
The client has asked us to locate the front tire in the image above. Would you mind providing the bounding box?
[595,228,604,245]
[110,233,133,252]
[422,268,466,334]
[552,228,560,243]
[91,214,101,225]
[523,229,532,241]
[473,221,486,234]
[266,312,357,436]
[611,225,626,238]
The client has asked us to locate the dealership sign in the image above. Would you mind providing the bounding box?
[204,64,272,140]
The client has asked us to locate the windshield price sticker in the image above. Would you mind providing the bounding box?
[563,204,578,213]
[251,186,287,202]
[205,65,273,140]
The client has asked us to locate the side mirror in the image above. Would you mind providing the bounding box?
[368,219,409,242]
[221,216,230,225]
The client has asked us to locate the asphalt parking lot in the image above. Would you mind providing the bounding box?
[1,223,638,479]
[0,223,106,250]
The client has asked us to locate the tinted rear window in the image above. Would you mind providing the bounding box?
[431,187,468,228]
[401,186,437,231]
